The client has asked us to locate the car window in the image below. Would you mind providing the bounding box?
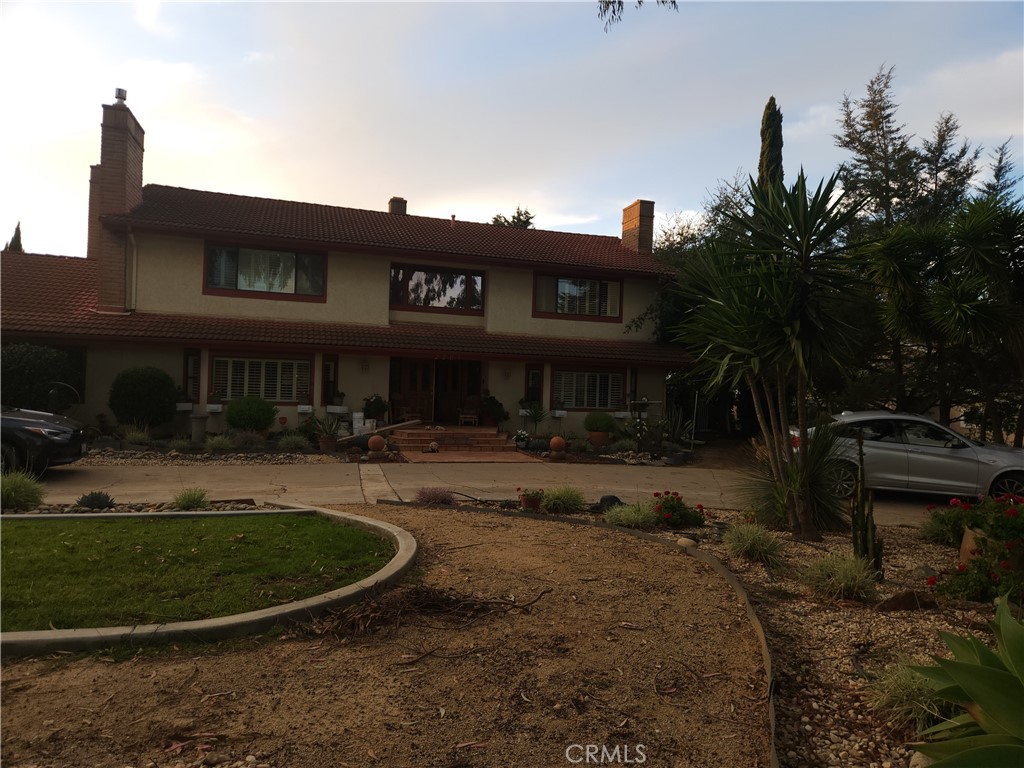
[901,421,958,448]
[839,420,901,443]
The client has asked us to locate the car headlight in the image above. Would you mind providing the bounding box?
[25,427,73,441]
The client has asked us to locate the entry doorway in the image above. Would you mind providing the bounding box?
[389,358,482,424]
[433,360,482,423]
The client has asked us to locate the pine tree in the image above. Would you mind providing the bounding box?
[492,207,535,229]
[757,96,784,188]
[916,112,980,222]
[980,138,1023,205]
[4,221,23,252]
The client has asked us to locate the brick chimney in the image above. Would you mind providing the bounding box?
[621,199,655,254]
[388,196,407,215]
[88,88,145,311]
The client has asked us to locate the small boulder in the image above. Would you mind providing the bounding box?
[874,590,938,612]
[676,537,698,548]
[588,495,623,514]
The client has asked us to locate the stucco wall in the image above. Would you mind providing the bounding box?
[77,342,183,427]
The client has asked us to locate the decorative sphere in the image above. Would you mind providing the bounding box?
[549,436,566,452]
[368,435,387,451]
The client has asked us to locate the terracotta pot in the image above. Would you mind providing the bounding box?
[588,431,610,447]
[520,495,542,511]
[319,436,338,453]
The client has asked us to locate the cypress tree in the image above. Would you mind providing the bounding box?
[4,221,23,252]
[758,97,784,188]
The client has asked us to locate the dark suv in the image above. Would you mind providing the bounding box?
[1,406,88,473]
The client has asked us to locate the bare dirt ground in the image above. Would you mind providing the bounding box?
[0,503,772,768]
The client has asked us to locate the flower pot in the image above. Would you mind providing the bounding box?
[588,431,610,447]
[520,495,542,511]
[319,436,338,452]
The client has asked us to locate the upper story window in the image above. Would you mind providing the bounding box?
[534,275,621,320]
[206,245,325,299]
[389,264,484,314]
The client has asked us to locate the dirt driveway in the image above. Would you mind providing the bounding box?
[1,503,772,768]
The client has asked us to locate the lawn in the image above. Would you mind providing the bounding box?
[0,513,395,632]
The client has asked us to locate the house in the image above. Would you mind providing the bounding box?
[1,90,688,437]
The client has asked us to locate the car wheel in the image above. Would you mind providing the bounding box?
[990,472,1024,498]
[831,462,858,497]
[1,442,20,473]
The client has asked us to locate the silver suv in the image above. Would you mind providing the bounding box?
[819,411,1024,498]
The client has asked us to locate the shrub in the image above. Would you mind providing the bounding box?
[414,487,456,505]
[277,432,312,452]
[0,343,78,412]
[225,396,278,432]
[204,435,234,454]
[108,366,177,428]
[231,430,267,450]
[723,523,785,569]
[863,660,955,734]
[920,501,977,547]
[527,438,548,452]
[909,601,1024,764]
[1,470,45,511]
[604,502,659,529]
[167,439,199,453]
[173,487,209,511]
[653,490,704,528]
[583,411,616,433]
[568,438,591,453]
[801,553,879,602]
[75,490,115,509]
[541,486,586,515]
[119,424,152,444]
[498,499,519,510]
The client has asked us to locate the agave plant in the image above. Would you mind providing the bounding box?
[909,601,1024,766]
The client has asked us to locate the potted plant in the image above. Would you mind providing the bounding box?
[551,399,567,418]
[513,429,530,448]
[584,411,616,447]
[326,390,347,414]
[308,412,345,452]
[517,486,544,511]
[481,395,509,427]
[362,393,388,425]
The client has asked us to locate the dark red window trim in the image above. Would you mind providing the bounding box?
[202,243,328,303]
[531,273,624,323]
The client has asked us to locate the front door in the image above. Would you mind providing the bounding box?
[389,358,434,422]
[434,360,482,423]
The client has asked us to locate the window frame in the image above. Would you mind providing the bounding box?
[389,262,486,316]
[550,368,626,410]
[532,273,623,323]
[203,243,327,303]
[209,353,313,404]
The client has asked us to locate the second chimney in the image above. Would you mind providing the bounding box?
[388,196,407,215]
[621,199,655,254]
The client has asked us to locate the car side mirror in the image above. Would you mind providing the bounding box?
[951,438,967,449]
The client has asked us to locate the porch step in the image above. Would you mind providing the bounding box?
[390,427,517,453]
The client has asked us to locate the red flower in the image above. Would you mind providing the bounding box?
[950,498,961,506]
[1000,560,1012,570]
[655,504,663,512]
[696,504,704,511]
[653,492,662,498]
[516,487,522,492]
[672,491,681,498]
[1008,508,1019,518]
[927,504,936,511]
[663,513,671,519]
[926,575,937,586]
[992,573,1001,583]
[958,563,968,572]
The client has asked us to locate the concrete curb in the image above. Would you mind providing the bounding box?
[0,505,418,659]
[376,499,779,768]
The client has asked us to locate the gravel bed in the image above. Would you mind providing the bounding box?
[4,499,280,516]
[79,448,347,466]
[655,508,993,768]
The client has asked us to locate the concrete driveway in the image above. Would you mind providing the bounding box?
[36,459,933,526]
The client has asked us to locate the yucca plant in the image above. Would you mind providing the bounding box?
[909,601,1024,766]
[1,470,45,511]
[173,487,209,511]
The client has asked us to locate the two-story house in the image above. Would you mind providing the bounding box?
[1,91,687,436]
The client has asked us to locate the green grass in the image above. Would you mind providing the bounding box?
[0,514,395,632]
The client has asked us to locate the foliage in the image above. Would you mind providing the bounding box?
[851,433,883,579]
[491,206,535,228]
[362,394,388,419]
[526,438,549,452]
[800,553,879,602]
[864,660,956,734]
[119,424,152,444]
[622,417,666,454]
[909,601,1024,767]
[653,490,704,528]
[931,494,1024,604]
[0,470,45,511]
[413,487,456,506]
[4,221,24,252]
[277,432,313,452]
[307,413,346,438]
[597,0,677,28]
[173,487,209,511]
[224,396,278,433]
[758,96,784,189]
[516,487,544,501]
[604,501,659,529]
[921,501,977,547]
[525,401,547,432]
[75,490,115,510]
[231,431,267,450]
[204,435,234,454]
[167,439,199,454]
[723,523,786,569]
[108,366,177,428]
[541,486,586,515]
[481,395,509,424]
[607,438,639,454]
[0,343,78,412]
[513,429,530,443]
[583,411,616,432]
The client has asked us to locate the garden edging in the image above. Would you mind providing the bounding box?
[0,505,418,658]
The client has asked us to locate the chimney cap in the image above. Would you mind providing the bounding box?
[114,87,127,103]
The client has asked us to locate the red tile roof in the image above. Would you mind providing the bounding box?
[1,252,689,368]
[102,185,670,276]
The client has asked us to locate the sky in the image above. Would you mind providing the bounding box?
[0,1,1021,258]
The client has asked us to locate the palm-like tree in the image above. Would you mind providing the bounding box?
[674,171,866,539]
